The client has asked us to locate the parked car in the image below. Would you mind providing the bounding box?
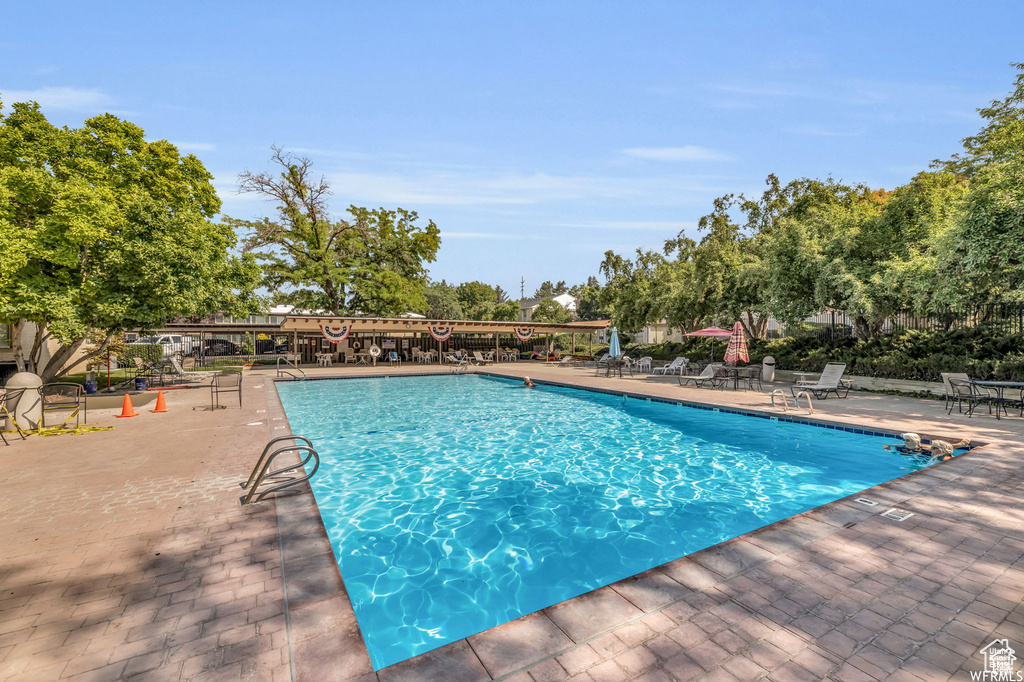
[128,334,198,359]
[201,338,241,356]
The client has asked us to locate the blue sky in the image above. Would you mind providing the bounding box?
[3,2,1022,297]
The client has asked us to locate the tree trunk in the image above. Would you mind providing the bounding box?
[39,337,89,383]
[12,318,28,373]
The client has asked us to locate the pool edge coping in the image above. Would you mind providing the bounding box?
[265,369,996,681]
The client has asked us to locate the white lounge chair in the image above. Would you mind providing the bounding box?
[678,363,717,388]
[446,354,469,373]
[791,362,851,399]
[169,356,221,382]
[653,357,687,375]
[472,351,492,365]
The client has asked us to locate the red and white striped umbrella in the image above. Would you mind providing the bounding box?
[723,321,749,365]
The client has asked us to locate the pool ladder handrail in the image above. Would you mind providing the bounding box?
[277,356,306,380]
[770,389,814,415]
[240,435,320,505]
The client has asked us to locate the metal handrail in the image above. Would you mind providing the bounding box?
[240,436,320,505]
[240,435,312,490]
[770,389,790,412]
[794,391,814,414]
[276,356,306,380]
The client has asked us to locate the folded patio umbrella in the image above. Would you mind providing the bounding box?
[608,327,621,358]
[723,321,749,365]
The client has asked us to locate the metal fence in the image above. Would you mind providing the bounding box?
[799,302,1024,340]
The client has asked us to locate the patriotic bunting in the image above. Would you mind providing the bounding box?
[514,328,535,342]
[428,326,454,341]
[320,325,351,343]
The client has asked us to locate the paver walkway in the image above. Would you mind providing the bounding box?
[2,364,1023,682]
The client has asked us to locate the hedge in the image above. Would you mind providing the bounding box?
[621,327,1024,382]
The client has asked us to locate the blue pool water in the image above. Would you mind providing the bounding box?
[277,375,933,669]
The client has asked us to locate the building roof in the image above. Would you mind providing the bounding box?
[280,316,606,334]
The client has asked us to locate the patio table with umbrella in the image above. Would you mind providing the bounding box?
[683,326,733,363]
[603,327,629,377]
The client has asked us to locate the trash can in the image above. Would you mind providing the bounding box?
[83,380,98,394]
[761,356,776,382]
[135,377,147,391]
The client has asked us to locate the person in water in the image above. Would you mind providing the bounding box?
[883,432,969,459]
[523,376,535,388]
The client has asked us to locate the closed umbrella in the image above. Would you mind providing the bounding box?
[684,326,733,361]
[608,327,621,358]
[723,321,749,365]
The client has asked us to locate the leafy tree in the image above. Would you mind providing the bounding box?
[0,98,259,381]
[533,280,568,298]
[530,298,571,323]
[484,300,520,321]
[934,64,1024,304]
[424,280,464,319]
[230,148,440,316]
[455,281,497,320]
[494,285,510,304]
[941,62,1024,177]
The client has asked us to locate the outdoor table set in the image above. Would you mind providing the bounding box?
[964,379,1024,420]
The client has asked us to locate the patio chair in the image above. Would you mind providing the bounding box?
[472,351,492,365]
[169,356,221,383]
[210,373,242,409]
[947,378,993,417]
[40,382,85,429]
[791,362,851,399]
[679,363,718,388]
[738,365,763,392]
[652,357,687,375]
[585,353,609,368]
[388,351,402,367]
[0,388,28,445]
[940,372,970,412]
[635,356,653,373]
[132,356,169,386]
[445,354,469,373]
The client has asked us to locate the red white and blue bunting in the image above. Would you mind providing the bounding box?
[319,325,352,343]
[514,328,535,342]
[428,326,455,341]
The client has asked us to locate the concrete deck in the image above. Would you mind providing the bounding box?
[1,363,1022,681]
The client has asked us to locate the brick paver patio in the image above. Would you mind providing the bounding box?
[2,364,1022,681]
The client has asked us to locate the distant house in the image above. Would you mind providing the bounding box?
[519,294,577,322]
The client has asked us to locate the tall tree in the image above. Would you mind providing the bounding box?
[424,280,464,319]
[531,298,571,323]
[455,281,497,320]
[230,148,441,316]
[0,99,259,381]
[532,280,568,298]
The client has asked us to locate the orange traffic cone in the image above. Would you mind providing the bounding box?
[151,391,168,413]
[116,393,138,418]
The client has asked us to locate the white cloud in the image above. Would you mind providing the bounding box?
[1,86,112,111]
[621,146,731,162]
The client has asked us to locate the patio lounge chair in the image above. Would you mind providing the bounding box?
[791,362,851,399]
[446,354,469,373]
[169,357,221,382]
[679,364,717,388]
[652,357,687,375]
[472,351,492,365]
[585,353,609,368]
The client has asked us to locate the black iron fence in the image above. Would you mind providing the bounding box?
[798,302,1024,340]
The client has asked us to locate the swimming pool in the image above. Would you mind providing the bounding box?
[277,374,935,670]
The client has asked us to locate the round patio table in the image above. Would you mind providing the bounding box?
[968,380,1024,420]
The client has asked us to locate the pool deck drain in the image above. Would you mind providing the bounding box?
[0,363,1022,682]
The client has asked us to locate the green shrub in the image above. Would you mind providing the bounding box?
[622,327,1024,381]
